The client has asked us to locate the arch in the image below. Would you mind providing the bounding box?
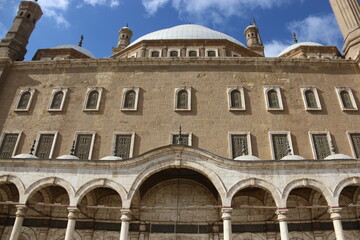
[227,178,281,207]
[230,89,241,108]
[17,91,31,109]
[93,231,119,240]
[50,91,64,109]
[177,89,188,109]
[326,231,358,240]
[340,90,354,109]
[124,90,136,109]
[128,161,227,206]
[0,175,25,202]
[305,89,317,108]
[333,177,360,205]
[282,178,334,206]
[267,89,279,108]
[75,178,127,206]
[233,232,265,240]
[170,51,178,57]
[49,229,82,240]
[86,90,99,109]
[207,50,216,57]
[289,231,314,240]
[151,51,160,57]
[24,177,75,203]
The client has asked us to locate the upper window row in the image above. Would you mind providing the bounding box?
[148,48,219,58]
[14,86,358,113]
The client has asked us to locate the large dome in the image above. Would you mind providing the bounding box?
[129,24,245,48]
[52,44,95,58]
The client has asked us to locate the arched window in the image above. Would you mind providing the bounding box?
[170,51,178,57]
[86,90,99,109]
[17,91,31,109]
[207,50,216,57]
[189,51,197,57]
[305,90,317,108]
[267,89,279,108]
[50,91,64,109]
[177,90,188,109]
[124,90,136,109]
[231,90,241,108]
[151,51,160,57]
[340,90,354,109]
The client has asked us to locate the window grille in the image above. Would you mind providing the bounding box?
[350,133,360,158]
[207,51,216,57]
[74,134,93,160]
[115,135,132,159]
[50,91,64,109]
[340,90,354,109]
[177,90,188,109]
[170,51,178,57]
[272,134,289,160]
[268,89,279,108]
[172,134,189,146]
[124,90,136,109]
[17,91,31,109]
[231,90,241,108]
[312,134,331,159]
[86,90,99,109]
[189,51,197,57]
[231,135,248,158]
[305,90,317,108]
[0,133,19,158]
[35,134,55,158]
[151,51,160,57]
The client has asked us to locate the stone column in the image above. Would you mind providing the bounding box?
[64,207,79,240]
[328,207,345,240]
[276,209,289,240]
[120,210,131,240]
[9,205,27,240]
[221,208,233,240]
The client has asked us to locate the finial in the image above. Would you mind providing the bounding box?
[78,35,84,47]
[70,141,75,156]
[253,17,257,26]
[29,140,36,155]
[292,32,298,44]
[126,23,129,27]
[177,125,184,145]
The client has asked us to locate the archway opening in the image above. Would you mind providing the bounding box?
[338,185,360,238]
[231,187,277,240]
[0,182,20,236]
[131,168,222,240]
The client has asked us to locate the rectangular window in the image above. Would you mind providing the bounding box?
[171,132,192,146]
[349,133,360,158]
[35,132,57,158]
[310,132,332,160]
[0,132,21,158]
[231,135,248,158]
[74,133,95,160]
[269,131,293,160]
[115,134,132,159]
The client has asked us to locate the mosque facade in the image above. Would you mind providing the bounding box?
[0,0,359,239]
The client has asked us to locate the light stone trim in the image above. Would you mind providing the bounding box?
[170,131,193,146]
[174,86,192,111]
[167,48,180,57]
[112,132,136,158]
[346,130,360,159]
[205,48,219,57]
[74,131,96,160]
[47,87,68,112]
[228,131,252,159]
[335,87,358,111]
[263,86,284,111]
[148,48,162,57]
[308,131,334,160]
[227,86,246,111]
[186,48,200,57]
[34,131,58,159]
[300,87,322,111]
[121,87,140,112]
[83,87,103,112]
[0,131,22,157]
[268,131,294,160]
[14,88,35,112]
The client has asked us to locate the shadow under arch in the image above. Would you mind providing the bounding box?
[75,178,127,206]
[127,160,227,206]
[282,178,334,206]
[227,178,281,207]
[0,175,25,201]
[333,176,360,205]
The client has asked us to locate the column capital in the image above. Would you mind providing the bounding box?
[221,207,233,220]
[276,208,289,222]
[15,204,27,217]
[121,209,132,221]
[328,207,342,220]
[67,207,79,219]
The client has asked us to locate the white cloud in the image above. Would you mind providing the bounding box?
[264,40,289,57]
[83,0,120,7]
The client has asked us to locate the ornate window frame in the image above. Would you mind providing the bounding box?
[34,131,58,159]
[205,48,219,57]
[300,87,322,111]
[83,87,103,112]
[227,86,245,111]
[168,49,181,57]
[174,86,192,111]
[335,87,358,111]
[347,131,360,159]
[121,87,140,111]
[112,132,135,159]
[48,88,68,112]
[149,49,162,58]
[74,131,96,160]
[228,131,252,159]
[14,88,35,112]
[263,86,284,111]
[268,131,293,160]
[170,131,193,146]
[0,131,22,158]
[186,49,199,57]
[309,131,334,160]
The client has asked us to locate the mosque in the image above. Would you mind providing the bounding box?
[0,0,359,239]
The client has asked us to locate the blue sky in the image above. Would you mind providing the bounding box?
[0,0,344,60]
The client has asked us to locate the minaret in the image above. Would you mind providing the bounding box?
[112,25,133,54]
[0,0,42,61]
[329,0,360,60]
[244,20,264,57]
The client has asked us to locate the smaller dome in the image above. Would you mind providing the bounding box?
[13,154,38,159]
[52,44,95,58]
[281,155,305,160]
[100,156,123,160]
[234,155,261,161]
[56,154,80,160]
[324,154,353,160]
[277,42,324,57]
